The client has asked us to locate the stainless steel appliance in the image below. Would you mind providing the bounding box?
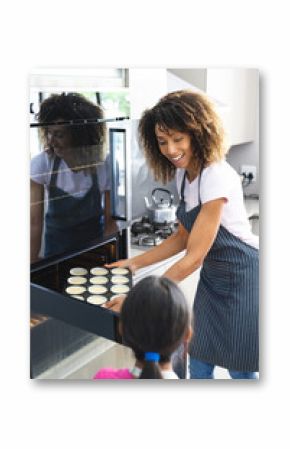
[131,216,178,248]
[30,89,132,378]
[30,225,129,378]
[144,188,177,224]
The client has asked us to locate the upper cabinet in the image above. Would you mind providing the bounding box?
[168,68,259,146]
[129,68,168,119]
[130,68,259,147]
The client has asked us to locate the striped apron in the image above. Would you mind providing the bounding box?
[45,156,104,257]
[176,170,259,372]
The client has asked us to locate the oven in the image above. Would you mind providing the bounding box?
[29,86,132,378]
[30,226,130,378]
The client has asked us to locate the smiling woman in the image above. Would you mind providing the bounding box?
[105,89,259,380]
[155,128,194,178]
[139,90,227,184]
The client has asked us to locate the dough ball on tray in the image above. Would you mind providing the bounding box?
[110,284,130,294]
[67,276,87,285]
[69,267,88,276]
[88,285,108,295]
[66,286,86,295]
[87,295,107,305]
[111,268,129,275]
[90,267,109,276]
[89,276,109,285]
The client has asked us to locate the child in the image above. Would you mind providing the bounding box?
[93,275,192,379]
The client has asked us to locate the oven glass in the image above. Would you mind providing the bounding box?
[30,90,130,262]
[110,129,126,220]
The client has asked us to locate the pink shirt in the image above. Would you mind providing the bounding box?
[93,368,134,379]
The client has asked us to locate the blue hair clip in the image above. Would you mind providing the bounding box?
[144,352,160,362]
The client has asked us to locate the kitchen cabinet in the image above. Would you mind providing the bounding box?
[129,68,168,119]
[207,69,258,146]
[168,68,259,146]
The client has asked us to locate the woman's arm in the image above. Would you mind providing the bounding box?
[133,222,189,268]
[30,180,44,262]
[104,224,189,312]
[163,198,226,282]
[106,222,189,273]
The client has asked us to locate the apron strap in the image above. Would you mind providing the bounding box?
[180,166,204,205]
[180,171,187,201]
[198,166,203,205]
[49,156,61,188]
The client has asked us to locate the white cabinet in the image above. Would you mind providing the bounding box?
[167,68,259,146]
[206,69,258,146]
[129,68,168,119]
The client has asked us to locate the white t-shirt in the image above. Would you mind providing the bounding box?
[30,151,111,198]
[176,160,259,249]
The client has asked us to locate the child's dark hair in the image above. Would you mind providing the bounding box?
[120,276,190,379]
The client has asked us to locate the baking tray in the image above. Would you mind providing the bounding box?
[31,246,132,343]
[64,267,132,303]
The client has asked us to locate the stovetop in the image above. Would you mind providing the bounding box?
[131,216,178,248]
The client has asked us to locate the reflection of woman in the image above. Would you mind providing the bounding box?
[30,92,112,261]
[106,90,259,379]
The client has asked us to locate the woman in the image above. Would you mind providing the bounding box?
[105,90,259,379]
[30,92,114,261]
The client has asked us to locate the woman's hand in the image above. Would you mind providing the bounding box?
[105,258,138,274]
[103,295,126,313]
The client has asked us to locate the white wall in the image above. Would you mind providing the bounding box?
[226,78,260,196]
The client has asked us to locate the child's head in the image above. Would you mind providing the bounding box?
[120,275,191,379]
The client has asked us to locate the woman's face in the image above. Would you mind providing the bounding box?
[155,125,194,170]
[46,121,72,158]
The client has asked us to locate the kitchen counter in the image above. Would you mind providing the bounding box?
[129,246,200,309]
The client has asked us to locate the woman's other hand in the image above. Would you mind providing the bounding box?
[103,295,126,313]
[105,259,138,274]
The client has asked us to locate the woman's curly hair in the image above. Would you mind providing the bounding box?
[37,92,106,173]
[138,90,229,184]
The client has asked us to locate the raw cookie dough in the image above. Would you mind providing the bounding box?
[67,276,87,285]
[88,285,108,295]
[70,267,88,276]
[110,284,130,294]
[90,267,109,275]
[66,286,86,295]
[87,295,107,305]
[89,276,109,285]
[111,268,129,275]
[111,275,129,284]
